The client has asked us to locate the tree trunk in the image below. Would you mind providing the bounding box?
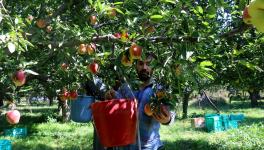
[47,95,53,106]
[0,99,3,107]
[58,97,70,122]
[248,89,260,107]
[182,91,192,119]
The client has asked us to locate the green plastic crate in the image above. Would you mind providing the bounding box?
[0,139,12,150]
[4,127,27,138]
[205,115,223,132]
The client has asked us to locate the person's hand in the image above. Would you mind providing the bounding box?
[152,104,171,124]
[104,89,116,100]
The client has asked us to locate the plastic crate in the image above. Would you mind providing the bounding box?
[4,127,27,138]
[229,114,245,121]
[205,115,223,132]
[228,120,238,129]
[0,139,12,150]
[191,117,205,128]
[221,114,230,130]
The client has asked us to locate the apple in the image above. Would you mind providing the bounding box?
[86,43,96,55]
[69,90,78,100]
[27,15,34,21]
[114,33,121,38]
[36,19,47,28]
[90,15,97,25]
[12,70,26,87]
[78,44,87,55]
[6,110,21,124]
[121,32,129,39]
[60,89,70,101]
[129,43,142,59]
[88,62,99,74]
[108,7,116,17]
[61,63,68,70]
[121,53,133,67]
[46,25,52,33]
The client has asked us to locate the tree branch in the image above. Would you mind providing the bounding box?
[219,24,253,38]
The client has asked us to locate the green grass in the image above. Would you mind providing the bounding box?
[0,101,263,150]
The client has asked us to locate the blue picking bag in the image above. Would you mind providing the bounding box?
[70,95,94,123]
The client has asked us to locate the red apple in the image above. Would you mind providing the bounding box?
[90,15,97,25]
[36,19,47,28]
[12,70,26,87]
[6,110,21,124]
[114,33,121,38]
[86,43,96,55]
[129,43,142,59]
[60,90,70,101]
[78,44,87,55]
[61,63,68,70]
[88,62,99,74]
[69,90,78,100]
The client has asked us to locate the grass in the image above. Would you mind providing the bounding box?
[0,100,263,150]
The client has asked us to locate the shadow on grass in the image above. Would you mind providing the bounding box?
[240,116,264,126]
[12,143,54,150]
[163,139,219,150]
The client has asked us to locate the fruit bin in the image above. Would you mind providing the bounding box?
[205,114,223,132]
[70,95,94,123]
[4,127,27,138]
[91,99,138,147]
[0,139,12,150]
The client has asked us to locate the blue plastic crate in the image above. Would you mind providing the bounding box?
[4,127,27,138]
[229,114,245,121]
[0,139,12,150]
[205,115,223,132]
[228,120,238,129]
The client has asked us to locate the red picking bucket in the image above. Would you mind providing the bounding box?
[91,99,138,147]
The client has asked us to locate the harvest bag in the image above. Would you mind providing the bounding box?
[70,95,94,123]
[91,99,138,147]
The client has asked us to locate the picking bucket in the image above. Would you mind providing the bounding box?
[70,95,94,123]
[91,99,138,147]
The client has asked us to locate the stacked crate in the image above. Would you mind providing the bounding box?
[204,113,244,132]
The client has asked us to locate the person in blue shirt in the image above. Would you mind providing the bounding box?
[105,54,176,150]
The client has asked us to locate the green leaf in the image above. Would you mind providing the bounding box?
[238,60,262,72]
[114,2,123,5]
[196,6,203,14]
[150,15,163,22]
[200,61,213,67]
[159,0,176,4]
[115,8,124,15]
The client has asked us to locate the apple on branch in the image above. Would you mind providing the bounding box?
[12,70,26,87]
[129,43,142,60]
[88,62,99,74]
[6,110,21,125]
[86,43,96,55]
[78,44,87,55]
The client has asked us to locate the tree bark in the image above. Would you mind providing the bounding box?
[182,91,192,119]
[248,89,260,107]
